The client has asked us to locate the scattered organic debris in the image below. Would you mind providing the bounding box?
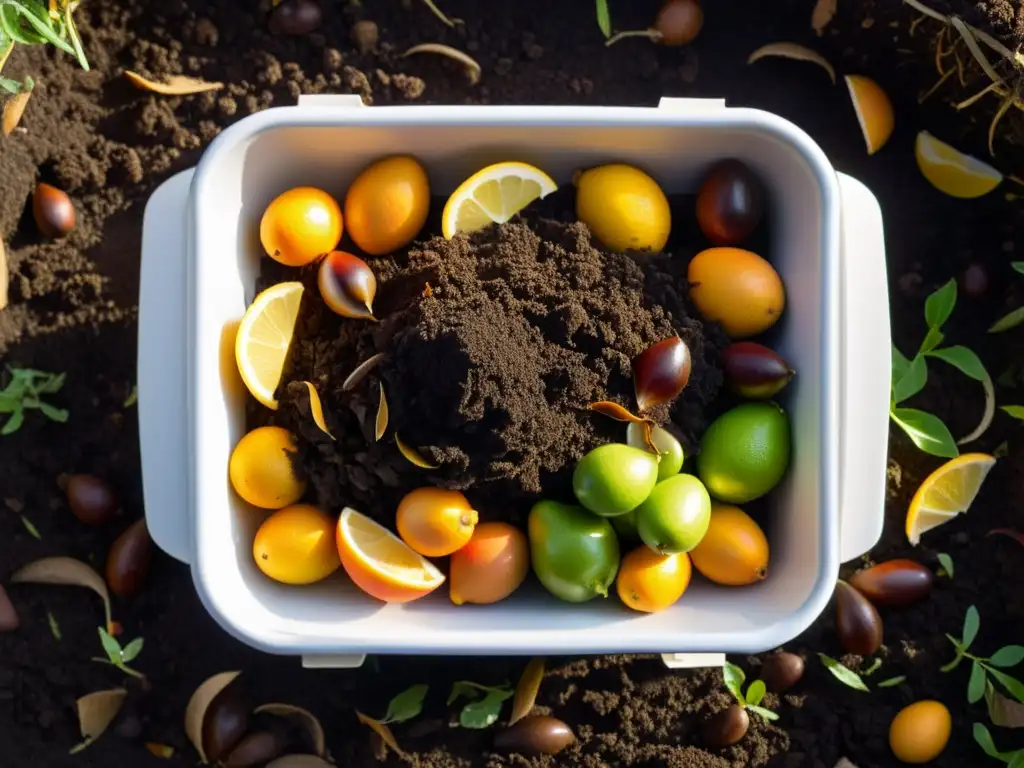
[184,671,242,763]
[92,626,145,679]
[144,743,175,759]
[342,353,384,391]
[403,44,481,84]
[942,606,1024,706]
[819,653,869,692]
[71,688,127,753]
[494,715,575,756]
[2,79,31,134]
[747,42,836,83]
[449,680,515,728]
[123,71,224,95]
[509,657,545,725]
[0,0,88,93]
[10,556,112,631]
[375,383,388,441]
[356,684,428,759]
[722,661,779,722]
[0,367,68,435]
[811,0,837,36]
[300,382,335,440]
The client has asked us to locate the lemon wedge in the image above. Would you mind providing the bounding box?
[845,75,895,155]
[906,452,996,545]
[235,281,304,410]
[441,161,557,239]
[915,131,1003,199]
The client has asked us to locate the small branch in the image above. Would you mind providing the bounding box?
[956,79,1002,109]
[920,67,954,103]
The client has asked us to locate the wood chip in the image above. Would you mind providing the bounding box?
[254,703,327,757]
[811,0,837,36]
[747,42,837,84]
[375,383,388,441]
[3,87,31,136]
[10,557,112,631]
[509,657,545,725]
[403,44,481,85]
[124,71,224,95]
[300,381,335,440]
[395,433,440,469]
[342,353,384,391]
[0,238,8,311]
[76,689,127,744]
[184,671,241,763]
[355,711,406,759]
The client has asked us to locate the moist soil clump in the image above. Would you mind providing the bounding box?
[261,215,726,524]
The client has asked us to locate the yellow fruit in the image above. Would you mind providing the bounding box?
[915,131,1002,199]
[687,247,785,338]
[260,187,343,267]
[889,700,951,764]
[336,507,445,603]
[441,161,558,239]
[344,155,430,255]
[906,452,996,546]
[449,522,530,605]
[396,487,479,558]
[229,426,306,509]
[615,546,691,613]
[846,75,895,155]
[253,504,340,585]
[690,504,769,586]
[235,282,304,410]
[575,164,671,253]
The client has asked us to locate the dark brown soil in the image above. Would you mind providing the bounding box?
[2,1,1024,768]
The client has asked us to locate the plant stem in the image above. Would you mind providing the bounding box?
[605,29,662,47]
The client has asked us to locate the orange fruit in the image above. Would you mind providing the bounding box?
[889,700,951,763]
[690,504,769,586]
[229,426,306,509]
[396,487,479,557]
[260,187,343,267]
[344,155,430,255]
[253,504,340,585]
[906,452,996,545]
[615,546,691,613]
[687,247,785,338]
[336,507,445,603]
[449,522,530,605]
[846,75,895,155]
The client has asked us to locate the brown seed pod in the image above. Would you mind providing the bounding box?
[33,182,76,239]
[835,580,883,656]
[106,519,153,599]
[66,474,120,525]
[653,0,704,46]
[696,159,765,246]
[722,342,794,399]
[318,251,377,320]
[848,559,934,608]
[760,651,804,693]
[701,704,749,747]
[494,715,575,756]
[633,336,692,411]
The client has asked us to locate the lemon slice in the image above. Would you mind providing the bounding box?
[906,452,996,545]
[441,161,557,238]
[915,131,1003,199]
[235,282,304,410]
[845,75,895,155]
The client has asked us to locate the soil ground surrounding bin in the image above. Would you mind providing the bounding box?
[1,1,1024,767]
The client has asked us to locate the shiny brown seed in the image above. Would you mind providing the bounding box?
[225,730,287,767]
[66,474,119,525]
[653,0,704,46]
[33,182,76,239]
[203,687,250,763]
[722,342,795,399]
[269,0,322,35]
[835,580,883,656]
[633,336,692,411]
[0,584,19,632]
[701,704,749,747]
[105,519,152,598]
[494,715,575,756]
[760,651,804,693]
[696,159,765,246]
[848,559,934,608]
[351,20,379,54]
[318,251,377,320]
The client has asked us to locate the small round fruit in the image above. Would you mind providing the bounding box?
[611,508,640,542]
[66,474,119,524]
[253,504,340,585]
[702,705,749,747]
[616,546,691,612]
[626,422,684,481]
[344,155,430,255]
[697,402,790,504]
[696,160,764,245]
[653,0,703,46]
[575,164,671,253]
[889,700,951,764]
[33,183,76,238]
[397,487,479,558]
[760,651,804,693]
[573,443,660,517]
[690,504,769,586]
[688,247,785,338]
[528,500,620,603]
[260,187,343,267]
[229,426,306,509]
[635,474,711,554]
[449,522,529,605]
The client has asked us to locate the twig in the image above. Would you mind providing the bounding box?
[956,79,1002,109]
[920,67,955,103]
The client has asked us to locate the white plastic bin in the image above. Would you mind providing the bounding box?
[138,96,890,670]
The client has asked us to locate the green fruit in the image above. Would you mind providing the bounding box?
[636,474,711,555]
[626,422,685,481]
[610,508,640,542]
[697,402,790,503]
[528,500,620,603]
[572,443,659,517]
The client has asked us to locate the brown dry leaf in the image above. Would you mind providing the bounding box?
[124,71,224,96]
[3,87,32,136]
[76,689,127,745]
[403,44,481,85]
[355,711,406,760]
[144,743,175,759]
[395,433,440,469]
[11,557,112,632]
[0,238,8,311]
[375,383,389,441]
[300,381,335,440]
[588,400,646,423]
[184,671,240,762]
[370,732,387,761]
[986,682,1024,727]
[811,0,837,36]
[266,756,334,768]
[255,703,327,757]
[343,353,384,391]
[509,657,545,725]
[747,43,836,84]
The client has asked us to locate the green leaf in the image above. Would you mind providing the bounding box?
[926,346,987,381]
[877,676,906,688]
[121,638,144,663]
[890,408,959,458]
[745,680,766,707]
[0,75,22,93]
[124,385,138,408]
[990,646,1024,668]
[746,704,779,722]
[925,279,957,329]
[458,687,513,729]
[36,373,65,394]
[2,407,24,435]
[595,0,611,37]
[818,654,869,692]
[987,668,1024,704]
[990,307,1024,334]
[942,634,966,673]
[383,684,428,724]
[969,661,987,703]
[20,515,40,540]
[963,606,980,648]
[47,611,61,641]
[1009,751,1024,768]
[973,722,1008,760]
[919,326,944,355]
[98,627,121,661]
[723,662,745,701]
[1012,262,1024,275]
[892,355,927,403]
[892,344,911,381]
[447,680,478,706]
[37,402,68,422]
[937,552,954,578]
[1002,406,1024,422]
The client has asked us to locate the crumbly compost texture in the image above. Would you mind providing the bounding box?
[259,217,725,524]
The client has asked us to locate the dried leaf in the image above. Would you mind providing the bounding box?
[747,43,836,83]
[395,433,440,469]
[300,382,335,440]
[266,757,334,768]
[255,703,327,757]
[2,86,31,136]
[403,44,481,85]
[11,557,112,632]
[124,71,224,96]
[986,681,1024,727]
[76,689,127,744]
[356,711,406,759]
[588,400,646,423]
[811,0,837,36]
[184,671,241,762]
[0,238,8,311]
[509,657,545,725]
[342,353,384,391]
[145,743,175,759]
[375,383,388,441]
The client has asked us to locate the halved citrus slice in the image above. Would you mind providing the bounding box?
[336,507,445,603]
[915,131,1002,199]
[235,281,304,410]
[441,161,557,238]
[906,452,996,545]
[845,75,895,155]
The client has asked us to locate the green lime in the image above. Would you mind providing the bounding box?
[572,443,659,517]
[636,474,711,554]
[528,500,620,602]
[697,402,790,504]
[626,422,685,481]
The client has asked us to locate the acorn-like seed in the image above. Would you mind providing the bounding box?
[33,183,76,238]
[66,474,119,525]
[318,251,377,319]
[654,0,704,46]
[835,580,883,656]
[106,519,153,598]
[633,336,692,411]
[351,20,379,54]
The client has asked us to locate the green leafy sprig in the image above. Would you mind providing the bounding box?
[818,653,870,692]
[723,662,779,722]
[448,680,515,729]
[0,1,89,93]
[943,607,1024,706]
[92,626,145,679]
[0,367,68,435]
[595,0,611,37]
[974,722,1024,766]
[378,684,428,725]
